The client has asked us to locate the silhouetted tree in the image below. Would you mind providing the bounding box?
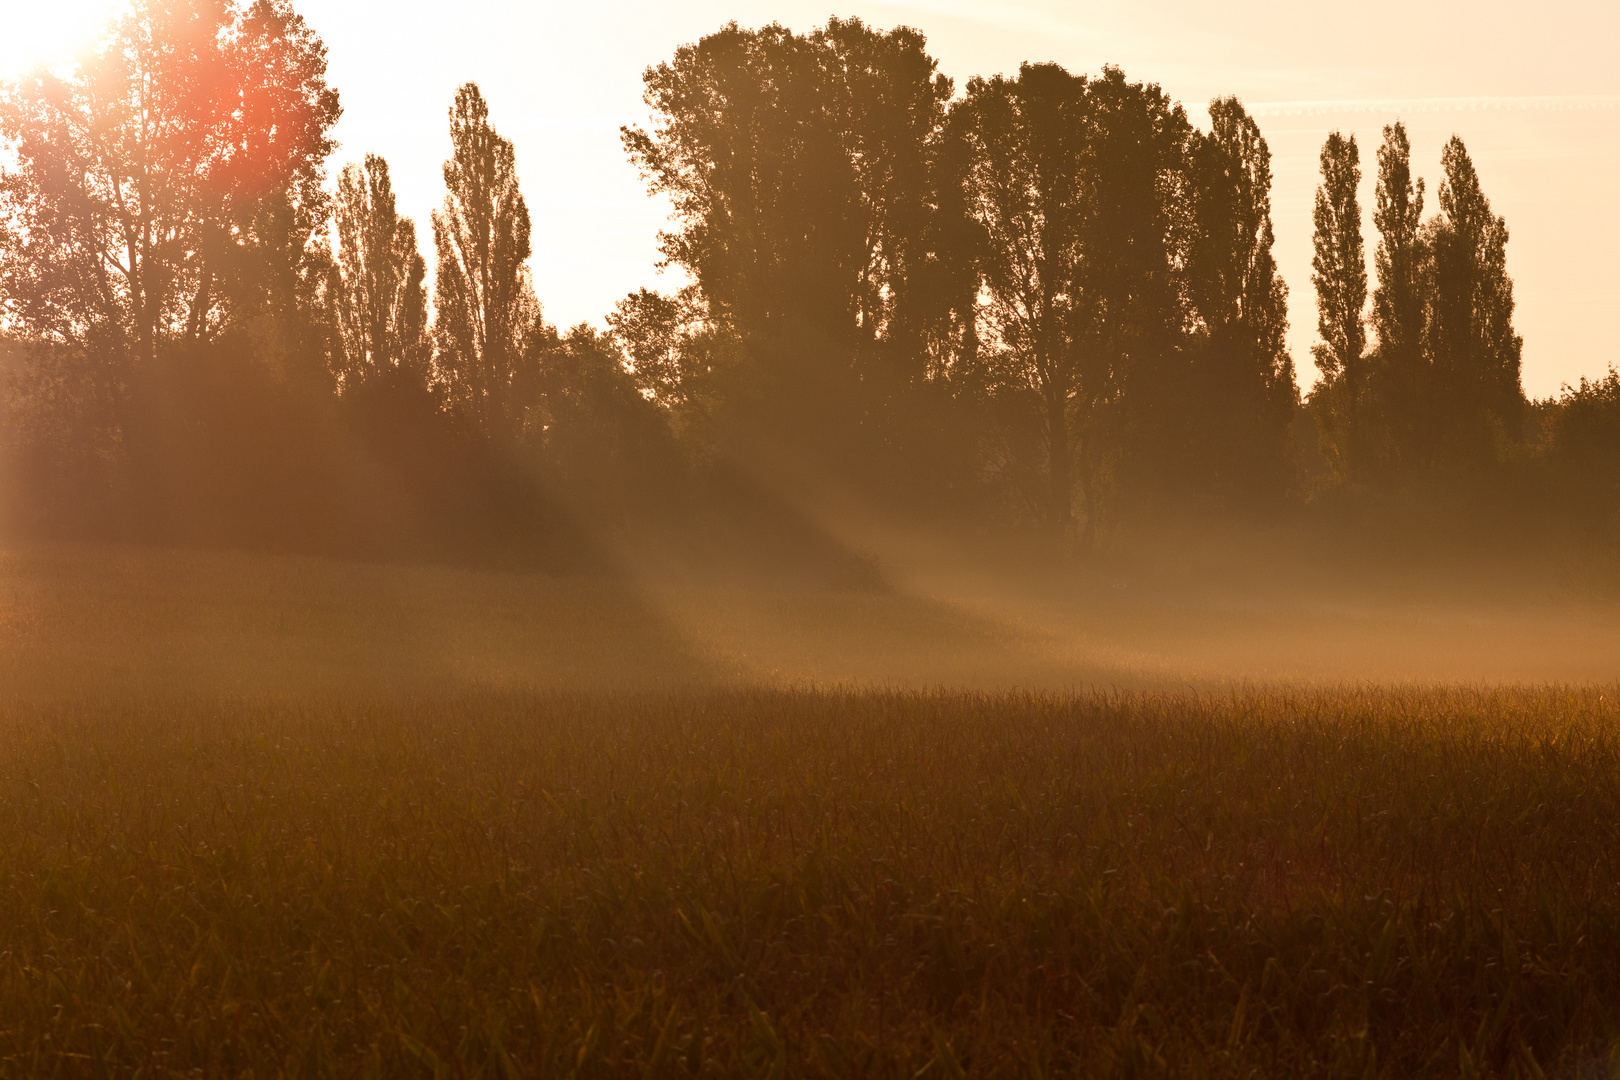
[628,23,834,346]
[1185,97,1296,502]
[332,154,430,391]
[533,324,681,503]
[608,287,695,408]
[914,110,985,383]
[952,64,1088,541]
[1369,120,1430,475]
[0,0,340,536]
[0,0,338,374]
[1070,68,1192,541]
[432,83,542,437]
[1425,136,1523,467]
[622,18,952,463]
[1540,368,1620,533]
[1309,131,1367,477]
[952,65,1192,544]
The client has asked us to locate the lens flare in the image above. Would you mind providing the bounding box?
[0,2,123,79]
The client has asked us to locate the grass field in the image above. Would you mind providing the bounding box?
[1,544,1618,1076]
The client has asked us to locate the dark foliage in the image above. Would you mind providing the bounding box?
[0,5,1607,569]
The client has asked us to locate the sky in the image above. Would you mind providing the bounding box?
[4,0,1617,397]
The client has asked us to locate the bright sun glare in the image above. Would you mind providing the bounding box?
[0,1,122,79]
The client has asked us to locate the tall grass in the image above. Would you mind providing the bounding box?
[1,686,1617,1076]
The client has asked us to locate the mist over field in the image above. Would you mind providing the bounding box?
[2,521,1618,702]
[4,532,1620,1077]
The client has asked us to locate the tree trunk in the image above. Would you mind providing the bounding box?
[1076,420,1096,551]
[1046,387,1073,546]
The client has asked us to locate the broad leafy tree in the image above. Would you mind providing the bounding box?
[0,0,340,532]
[954,64,1189,544]
[1070,68,1192,537]
[608,288,692,408]
[0,0,339,370]
[622,19,950,366]
[952,64,1088,540]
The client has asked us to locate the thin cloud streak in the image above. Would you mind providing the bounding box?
[1247,95,1620,117]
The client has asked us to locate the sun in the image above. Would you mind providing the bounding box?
[0,1,125,80]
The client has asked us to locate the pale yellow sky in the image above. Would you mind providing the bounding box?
[5,0,1617,396]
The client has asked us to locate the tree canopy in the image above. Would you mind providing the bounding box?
[0,5,1578,563]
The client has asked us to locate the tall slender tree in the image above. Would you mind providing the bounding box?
[331,154,429,391]
[1185,97,1296,501]
[1426,136,1523,465]
[1370,120,1429,473]
[1309,131,1367,474]
[431,82,542,436]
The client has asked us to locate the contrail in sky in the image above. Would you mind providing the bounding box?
[1246,95,1620,117]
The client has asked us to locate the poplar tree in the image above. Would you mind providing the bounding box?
[332,154,429,391]
[1427,136,1523,465]
[431,83,542,436]
[1309,131,1366,473]
[1370,121,1428,472]
[1185,98,1296,501]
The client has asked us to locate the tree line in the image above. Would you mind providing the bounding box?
[0,1,1613,562]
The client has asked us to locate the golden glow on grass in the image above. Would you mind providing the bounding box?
[1,685,1617,1073]
[1,544,1618,1070]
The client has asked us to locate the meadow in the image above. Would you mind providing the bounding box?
[0,543,1618,1076]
